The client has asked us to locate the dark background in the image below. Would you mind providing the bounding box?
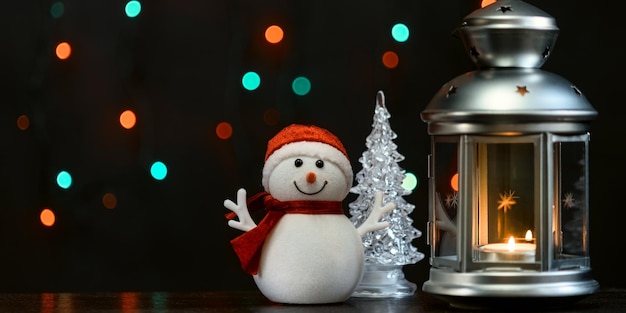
[2,0,623,292]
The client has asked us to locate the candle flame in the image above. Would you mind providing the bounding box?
[507,236,516,251]
[525,230,533,241]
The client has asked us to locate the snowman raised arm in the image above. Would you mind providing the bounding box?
[224,124,395,304]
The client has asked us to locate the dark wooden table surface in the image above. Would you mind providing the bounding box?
[0,288,623,313]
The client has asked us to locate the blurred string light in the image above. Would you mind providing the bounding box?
[102,193,117,209]
[56,170,72,189]
[216,122,232,140]
[291,76,311,96]
[55,42,71,60]
[265,25,284,44]
[50,2,64,18]
[125,0,142,18]
[263,108,280,126]
[150,161,167,180]
[119,109,136,129]
[402,172,419,191]
[40,208,56,227]
[242,71,261,91]
[391,23,409,42]
[382,51,399,69]
[17,114,30,131]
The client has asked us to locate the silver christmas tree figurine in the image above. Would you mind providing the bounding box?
[349,90,424,298]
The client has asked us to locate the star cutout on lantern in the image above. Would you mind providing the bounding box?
[497,190,519,213]
[516,85,529,96]
[444,192,458,208]
[470,46,480,59]
[446,85,457,98]
[542,46,551,59]
[498,6,512,13]
[562,192,575,209]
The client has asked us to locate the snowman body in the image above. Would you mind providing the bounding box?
[255,214,364,304]
[255,150,364,304]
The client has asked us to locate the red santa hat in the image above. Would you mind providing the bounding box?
[261,124,353,192]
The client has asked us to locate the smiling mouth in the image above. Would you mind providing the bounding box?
[294,181,328,195]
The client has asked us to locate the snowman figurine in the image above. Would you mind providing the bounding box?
[224,124,395,304]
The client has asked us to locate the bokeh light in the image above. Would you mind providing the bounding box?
[216,122,233,140]
[150,161,167,180]
[402,172,419,191]
[391,23,410,42]
[102,193,117,209]
[291,76,311,96]
[50,2,64,18]
[263,108,280,126]
[451,172,459,192]
[40,208,56,227]
[56,42,71,60]
[120,110,136,129]
[56,170,72,189]
[17,114,30,131]
[242,71,261,91]
[125,0,142,18]
[265,25,284,44]
[382,51,399,69]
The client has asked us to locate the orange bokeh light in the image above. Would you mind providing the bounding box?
[216,122,233,140]
[56,42,71,60]
[102,193,117,209]
[265,25,284,44]
[17,114,30,130]
[382,51,399,69]
[120,110,136,129]
[451,173,459,192]
[40,208,56,227]
[263,108,280,126]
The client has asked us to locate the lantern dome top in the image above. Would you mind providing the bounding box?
[456,0,559,68]
[421,0,597,135]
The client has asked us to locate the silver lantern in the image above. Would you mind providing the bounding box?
[420,0,599,309]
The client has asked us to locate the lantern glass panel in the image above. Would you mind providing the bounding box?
[432,138,459,262]
[474,141,537,263]
[554,137,590,268]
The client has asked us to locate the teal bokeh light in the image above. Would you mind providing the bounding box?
[391,23,410,42]
[125,0,142,18]
[150,161,168,180]
[50,2,64,18]
[56,170,72,189]
[242,72,261,90]
[291,76,311,96]
[402,172,419,191]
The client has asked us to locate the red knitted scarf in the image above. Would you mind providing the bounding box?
[225,191,344,275]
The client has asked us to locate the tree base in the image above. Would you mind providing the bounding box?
[351,264,416,298]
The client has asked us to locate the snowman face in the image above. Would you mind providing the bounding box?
[267,155,350,202]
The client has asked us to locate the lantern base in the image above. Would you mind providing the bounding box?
[351,264,416,298]
[422,267,599,310]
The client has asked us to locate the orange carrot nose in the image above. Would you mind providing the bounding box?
[306,172,317,184]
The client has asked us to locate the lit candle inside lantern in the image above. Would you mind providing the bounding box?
[525,230,534,242]
[478,235,536,262]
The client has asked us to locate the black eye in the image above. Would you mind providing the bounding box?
[294,159,303,167]
[316,160,324,168]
